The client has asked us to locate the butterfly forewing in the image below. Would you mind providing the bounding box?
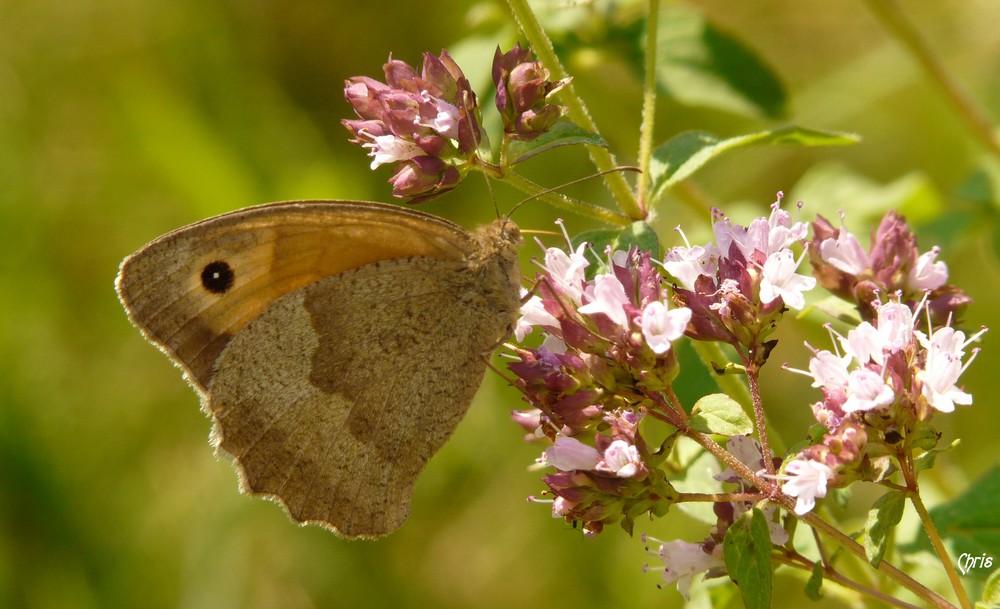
[116,200,475,391]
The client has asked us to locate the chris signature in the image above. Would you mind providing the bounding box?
[957,552,993,575]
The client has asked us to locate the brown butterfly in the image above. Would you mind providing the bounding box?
[116,200,522,538]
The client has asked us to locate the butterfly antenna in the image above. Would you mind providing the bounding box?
[505,166,640,221]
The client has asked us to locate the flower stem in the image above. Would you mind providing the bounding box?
[800,511,957,609]
[904,471,972,609]
[635,0,660,215]
[504,0,643,219]
[746,366,776,475]
[671,416,956,609]
[863,0,1000,162]
[773,552,925,609]
[676,491,764,503]
[688,340,786,455]
[496,169,631,225]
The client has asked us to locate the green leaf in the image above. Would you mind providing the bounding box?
[904,464,1000,580]
[649,127,859,202]
[805,561,824,601]
[724,508,773,609]
[689,393,752,437]
[654,5,786,119]
[977,567,1000,609]
[572,221,660,274]
[864,490,906,567]
[914,439,961,472]
[506,119,607,165]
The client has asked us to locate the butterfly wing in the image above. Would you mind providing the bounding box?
[207,253,518,538]
[115,200,474,392]
[117,200,522,537]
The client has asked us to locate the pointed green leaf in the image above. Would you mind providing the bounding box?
[506,119,606,165]
[654,5,786,119]
[724,508,773,609]
[649,127,859,201]
[689,393,752,437]
[864,490,906,567]
[904,465,1000,580]
[805,561,824,601]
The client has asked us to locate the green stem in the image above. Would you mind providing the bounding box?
[505,0,643,219]
[774,552,925,609]
[635,0,660,215]
[904,473,972,609]
[497,169,631,225]
[800,511,956,609]
[863,0,1000,162]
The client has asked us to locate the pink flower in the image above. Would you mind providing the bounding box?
[541,435,601,471]
[362,133,425,169]
[917,326,975,413]
[876,301,914,353]
[579,273,631,327]
[780,459,833,515]
[651,540,724,599]
[515,293,559,340]
[663,243,718,291]
[842,321,884,366]
[907,246,948,291]
[543,243,589,304]
[819,227,871,275]
[807,349,851,390]
[759,249,816,310]
[842,367,895,413]
[637,300,691,354]
[596,440,643,478]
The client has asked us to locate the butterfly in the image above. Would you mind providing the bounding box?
[116,200,522,538]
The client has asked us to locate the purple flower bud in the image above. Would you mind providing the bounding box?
[342,50,483,201]
[810,210,971,323]
[387,156,460,201]
[491,43,567,140]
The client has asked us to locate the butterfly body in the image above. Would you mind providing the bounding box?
[116,200,522,538]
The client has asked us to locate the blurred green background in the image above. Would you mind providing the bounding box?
[2,1,999,608]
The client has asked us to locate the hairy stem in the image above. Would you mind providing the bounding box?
[774,552,925,609]
[902,462,972,609]
[676,491,764,503]
[800,511,956,609]
[635,0,660,215]
[689,340,786,455]
[662,412,956,609]
[505,0,642,219]
[746,366,776,475]
[491,167,630,225]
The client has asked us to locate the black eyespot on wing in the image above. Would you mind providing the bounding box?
[201,260,235,294]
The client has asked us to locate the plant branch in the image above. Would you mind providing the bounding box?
[773,552,925,609]
[494,168,631,225]
[635,0,660,215]
[800,511,957,609]
[746,365,776,475]
[689,340,786,455]
[505,0,642,219]
[654,401,954,608]
[905,474,972,609]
